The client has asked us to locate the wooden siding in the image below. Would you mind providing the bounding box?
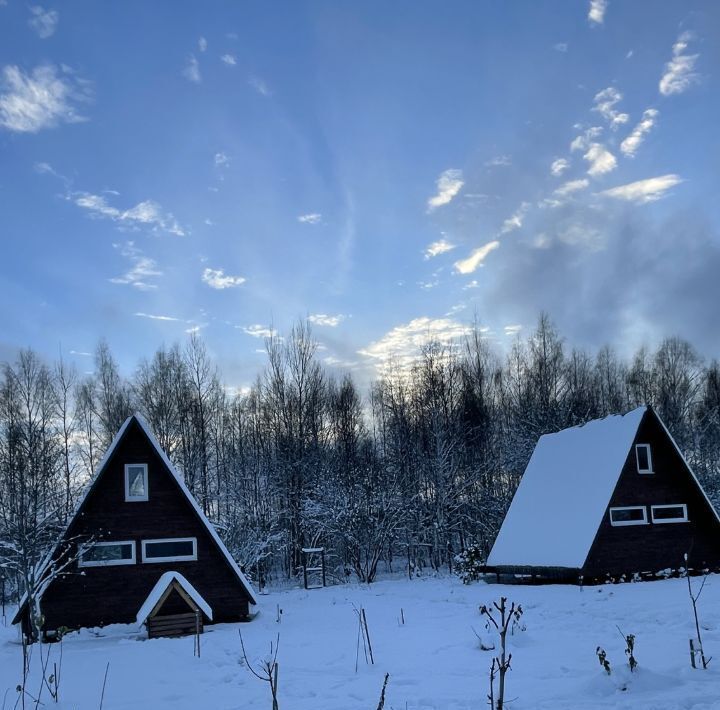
[582,409,720,579]
[38,419,251,632]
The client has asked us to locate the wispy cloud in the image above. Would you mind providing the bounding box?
[201,267,246,289]
[134,312,181,322]
[198,37,207,52]
[570,125,603,152]
[554,178,589,196]
[74,192,185,236]
[0,64,90,133]
[214,152,230,167]
[424,238,456,259]
[592,87,629,129]
[308,313,347,327]
[298,213,322,224]
[240,324,276,339]
[359,317,472,368]
[500,203,530,234]
[504,324,523,336]
[109,241,162,291]
[427,169,464,212]
[183,55,201,83]
[484,155,511,168]
[249,76,271,97]
[221,54,236,66]
[28,6,58,38]
[620,108,658,156]
[599,174,683,204]
[584,143,617,176]
[659,32,699,96]
[453,240,500,274]
[588,0,607,25]
[554,43,568,53]
[550,158,570,177]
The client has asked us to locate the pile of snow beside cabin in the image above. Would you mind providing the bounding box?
[2,575,719,709]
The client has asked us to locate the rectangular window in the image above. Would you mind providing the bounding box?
[609,506,648,527]
[125,464,148,501]
[79,541,136,567]
[635,444,653,474]
[141,537,197,563]
[651,504,688,524]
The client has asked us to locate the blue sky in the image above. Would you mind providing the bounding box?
[1,1,719,387]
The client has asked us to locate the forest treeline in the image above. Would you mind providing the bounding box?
[2,314,720,601]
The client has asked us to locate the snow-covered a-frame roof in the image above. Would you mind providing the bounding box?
[136,571,213,625]
[487,407,647,570]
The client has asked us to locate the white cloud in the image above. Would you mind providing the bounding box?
[0,64,89,133]
[453,240,500,274]
[620,108,659,156]
[74,192,185,236]
[550,158,570,176]
[221,54,237,66]
[249,76,271,97]
[554,43,568,53]
[214,152,230,167]
[500,203,530,234]
[240,324,276,339]
[588,0,607,25]
[462,279,479,290]
[570,125,603,152]
[69,350,92,357]
[424,238,456,259]
[485,155,511,168]
[298,213,322,224]
[554,178,589,196]
[584,143,617,176]
[359,317,472,368]
[198,37,207,52]
[134,312,181,322]
[109,241,162,291]
[427,169,464,211]
[308,314,347,327]
[599,174,683,204]
[592,87,629,129]
[659,32,699,96]
[28,6,58,38]
[202,268,246,289]
[504,324,523,336]
[183,55,201,83]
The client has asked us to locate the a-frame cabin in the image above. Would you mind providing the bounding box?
[486,406,720,583]
[14,414,257,638]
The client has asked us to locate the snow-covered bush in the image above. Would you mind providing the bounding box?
[454,545,485,584]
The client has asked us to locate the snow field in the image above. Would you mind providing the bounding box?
[1,574,719,709]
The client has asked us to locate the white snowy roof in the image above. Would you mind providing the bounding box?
[487,407,647,569]
[136,571,213,624]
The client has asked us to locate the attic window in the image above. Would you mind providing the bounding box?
[635,444,653,474]
[125,464,149,501]
[79,541,136,567]
[142,537,197,563]
[651,504,688,524]
[609,506,648,527]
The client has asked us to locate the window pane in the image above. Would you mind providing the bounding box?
[653,506,685,520]
[128,466,146,497]
[145,540,194,559]
[83,543,133,562]
[636,446,650,470]
[611,508,645,523]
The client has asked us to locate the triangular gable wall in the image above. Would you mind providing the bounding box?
[582,408,720,578]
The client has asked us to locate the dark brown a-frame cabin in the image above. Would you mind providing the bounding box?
[14,415,257,638]
[486,406,720,583]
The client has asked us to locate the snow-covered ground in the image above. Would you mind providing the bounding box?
[2,574,719,709]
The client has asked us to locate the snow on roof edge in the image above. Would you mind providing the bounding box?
[136,571,213,624]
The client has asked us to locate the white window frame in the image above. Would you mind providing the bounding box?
[651,503,689,524]
[124,463,149,502]
[78,540,136,568]
[609,506,648,527]
[141,537,198,563]
[635,444,653,474]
